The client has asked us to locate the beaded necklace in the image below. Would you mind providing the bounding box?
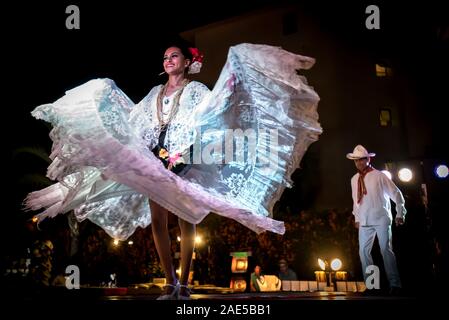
[156,79,190,131]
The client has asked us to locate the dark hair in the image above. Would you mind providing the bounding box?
[162,37,194,61]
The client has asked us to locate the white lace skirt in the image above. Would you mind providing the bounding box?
[24,44,322,240]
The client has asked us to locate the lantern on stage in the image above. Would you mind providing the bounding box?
[230,251,251,292]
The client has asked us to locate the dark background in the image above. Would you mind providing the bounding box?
[2,0,448,295]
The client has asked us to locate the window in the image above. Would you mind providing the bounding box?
[375,64,393,77]
[379,108,392,127]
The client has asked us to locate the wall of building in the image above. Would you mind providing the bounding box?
[181,5,421,212]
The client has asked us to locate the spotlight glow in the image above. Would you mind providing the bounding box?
[318,258,326,271]
[398,168,413,182]
[331,258,342,271]
[435,164,448,179]
[195,235,202,244]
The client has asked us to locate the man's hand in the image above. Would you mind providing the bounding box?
[355,222,360,229]
[395,216,405,226]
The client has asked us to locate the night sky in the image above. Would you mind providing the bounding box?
[3,1,448,255]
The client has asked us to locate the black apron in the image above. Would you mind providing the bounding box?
[151,127,191,175]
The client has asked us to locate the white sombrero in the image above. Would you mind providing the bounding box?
[346,145,376,160]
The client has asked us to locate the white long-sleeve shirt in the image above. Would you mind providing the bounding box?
[351,169,406,226]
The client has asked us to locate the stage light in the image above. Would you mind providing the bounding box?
[230,252,251,273]
[230,278,247,292]
[195,235,202,244]
[398,168,413,182]
[113,239,119,246]
[331,258,342,271]
[128,241,133,245]
[435,164,448,179]
[318,258,326,271]
[177,236,181,242]
[381,170,392,180]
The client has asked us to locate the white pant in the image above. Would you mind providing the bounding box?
[359,224,401,288]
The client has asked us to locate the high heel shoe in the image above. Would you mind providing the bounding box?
[178,284,192,300]
[156,281,180,300]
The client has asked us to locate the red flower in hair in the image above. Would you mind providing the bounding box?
[187,47,204,74]
[188,47,204,63]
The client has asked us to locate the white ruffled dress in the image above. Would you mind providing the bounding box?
[25,43,322,240]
